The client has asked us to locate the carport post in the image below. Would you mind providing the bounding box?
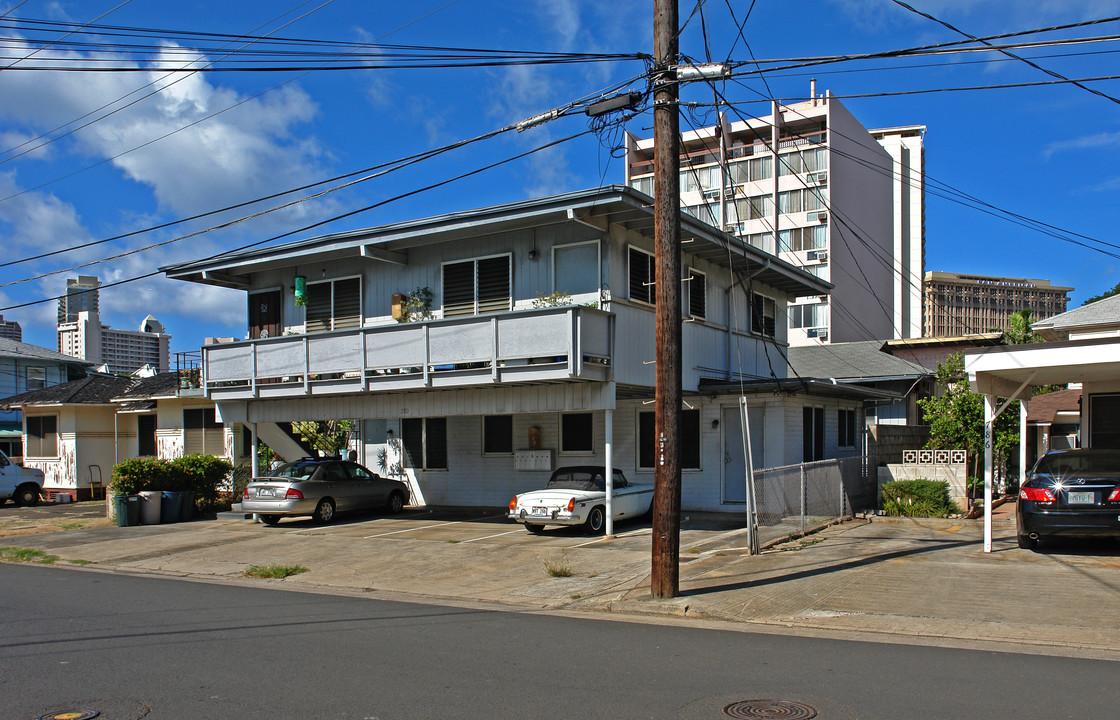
[250,423,259,479]
[605,409,614,537]
[1019,400,1028,491]
[984,394,994,553]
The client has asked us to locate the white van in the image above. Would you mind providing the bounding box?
[0,449,44,506]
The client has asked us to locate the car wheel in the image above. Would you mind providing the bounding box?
[1017,533,1039,551]
[584,506,605,535]
[260,514,281,525]
[313,499,335,524]
[525,523,546,534]
[386,491,405,514]
[14,484,40,507]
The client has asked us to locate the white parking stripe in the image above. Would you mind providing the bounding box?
[361,514,504,539]
[460,529,523,543]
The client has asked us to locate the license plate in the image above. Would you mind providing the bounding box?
[257,488,274,497]
[530,507,549,517]
[1068,491,1094,504]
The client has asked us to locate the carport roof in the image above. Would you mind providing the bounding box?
[698,376,900,401]
[965,337,1120,398]
[162,185,831,299]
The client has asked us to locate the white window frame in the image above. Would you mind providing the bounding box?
[684,267,707,320]
[440,252,513,318]
[305,274,363,332]
[552,240,601,305]
[628,245,656,306]
[751,292,777,338]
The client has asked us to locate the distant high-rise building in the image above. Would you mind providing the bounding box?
[58,275,100,324]
[923,271,1073,337]
[0,315,21,342]
[56,276,170,374]
[625,89,925,346]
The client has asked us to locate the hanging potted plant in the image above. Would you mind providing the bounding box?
[294,275,308,307]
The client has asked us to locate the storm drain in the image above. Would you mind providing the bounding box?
[723,699,817,719]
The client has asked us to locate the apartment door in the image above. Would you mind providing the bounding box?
[249,290,281,340]
[722,404,764,503]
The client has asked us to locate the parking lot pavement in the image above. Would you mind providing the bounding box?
[5,504,1120,658]
[0,499,111,537]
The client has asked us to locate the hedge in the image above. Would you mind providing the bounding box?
[881,479,957,518]
[109,455,233,508]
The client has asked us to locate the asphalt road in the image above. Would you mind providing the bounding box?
[4,564,1118,719]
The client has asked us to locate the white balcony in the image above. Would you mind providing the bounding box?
[203,306,614,401]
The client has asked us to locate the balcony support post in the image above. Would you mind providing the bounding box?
[303,335,310,394]
[491,317,500,382]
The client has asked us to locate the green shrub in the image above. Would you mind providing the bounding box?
[881,479,957,518]
[109,457,170,496]
[110,455,232,509]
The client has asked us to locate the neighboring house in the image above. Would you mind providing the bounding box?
[787,340,934,426]
[1032,294,1120,342]
[163,186,889,512]
[0,371,243,500]
[881,332,1004,374]
[965,293,1120,551]
[1024,387,1081,465]
[0,338,92,462]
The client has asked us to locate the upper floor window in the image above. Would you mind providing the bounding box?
[553,241,600,301]
[778,147,827,176]
[778,226,826,253]
[629,246,656,305]
[751,293,776,337]
[26,366,45,391]
[443,255,511,318]
[789,301,829,330]
[630,176,653,196]
[684,268,706,320]
[306,277,361,333]
[729,155,771,183]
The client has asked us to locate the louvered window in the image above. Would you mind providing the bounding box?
[184,408,224,456]
[306,277,362,333]
[441,255,511,318]
[751,293,776,337]
[685,268,706,319]
[629,246,655,305]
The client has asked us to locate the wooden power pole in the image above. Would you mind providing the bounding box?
[651,0,682,599]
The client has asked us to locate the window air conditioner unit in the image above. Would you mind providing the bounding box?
[807,171,827,184]
[806,210,828,222]
[807,328,829,339]
[815,250,827,261]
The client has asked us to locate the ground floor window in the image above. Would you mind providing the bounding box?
[483,415,513,454]
[561,413,593,453]
[638,409,701,470]
[184,408,223,455]
[26,414,58,458]
[838,408,856,448]
[138,414,157,457]
[402,417,448,470]
[803,406,824,462]
[1088,394,1120,449]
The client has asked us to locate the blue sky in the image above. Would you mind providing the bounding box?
[2,0,1120,356]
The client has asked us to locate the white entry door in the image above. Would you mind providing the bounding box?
[722,404,764,503]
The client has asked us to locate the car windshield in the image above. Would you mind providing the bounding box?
[546,469,607,491]
[269,462,320,481]
[1033,452,1120,476]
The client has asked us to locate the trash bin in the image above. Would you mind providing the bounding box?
[179,490,195,522]
[138,490,162,525]
[113,494,141,527]
[160,491,183,524]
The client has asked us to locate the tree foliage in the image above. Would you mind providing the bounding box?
[1004,309,1039,345]
[1081,280,1120,307]
[292,420,354,457]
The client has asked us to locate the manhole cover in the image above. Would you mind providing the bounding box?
[723,699,817,719]
[39,712,99,720]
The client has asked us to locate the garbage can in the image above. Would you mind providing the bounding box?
[179,490,195,522]
[138,490,162,525]
[113,494,141,527]
[160,491,183,524]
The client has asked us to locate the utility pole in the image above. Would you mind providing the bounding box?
[651,0,681,599]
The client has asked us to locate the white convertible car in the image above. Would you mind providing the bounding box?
[508,466,654,535]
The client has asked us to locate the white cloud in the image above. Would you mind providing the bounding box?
[1043,131,1120,160]
[0,171,91,252]
[0,42,328,221]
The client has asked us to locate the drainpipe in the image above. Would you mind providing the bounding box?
[605,409,614,537]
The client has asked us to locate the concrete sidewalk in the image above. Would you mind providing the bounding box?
[7,504,1120,661]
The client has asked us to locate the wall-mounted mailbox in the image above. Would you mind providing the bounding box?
[514,449,553,472]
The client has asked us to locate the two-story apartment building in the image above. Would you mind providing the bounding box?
[164,186,884,512]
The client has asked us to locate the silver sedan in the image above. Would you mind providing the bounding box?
[242,459,409,525]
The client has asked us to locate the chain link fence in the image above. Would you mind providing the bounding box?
[749,456,876,547]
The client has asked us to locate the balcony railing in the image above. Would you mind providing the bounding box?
[202,306,614,401]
